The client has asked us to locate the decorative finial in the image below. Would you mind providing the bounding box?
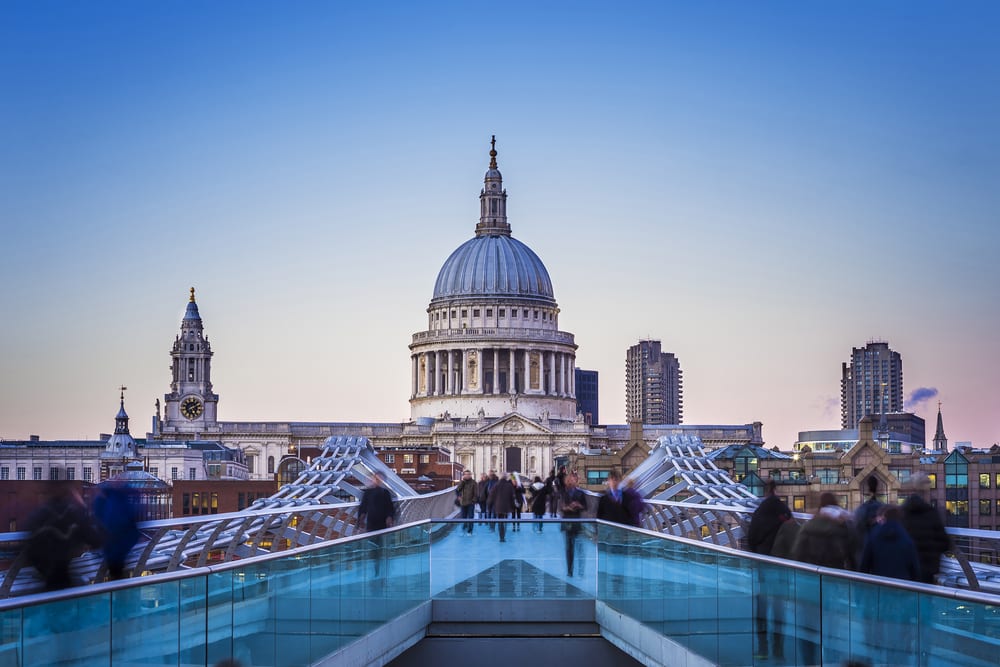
[189,286,196,302]
[119,385,127,403]
[489,135,498,169]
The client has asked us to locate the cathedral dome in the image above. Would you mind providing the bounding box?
[432,234,555,304]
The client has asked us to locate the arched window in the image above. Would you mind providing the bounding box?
[267,456,275,474]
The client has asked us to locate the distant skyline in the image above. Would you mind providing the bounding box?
[1,2,998,449]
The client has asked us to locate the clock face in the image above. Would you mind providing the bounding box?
[181,396,204,420]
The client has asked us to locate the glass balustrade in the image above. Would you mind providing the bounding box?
[0,519,997,667]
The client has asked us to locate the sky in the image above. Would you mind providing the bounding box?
[1,2,998,450]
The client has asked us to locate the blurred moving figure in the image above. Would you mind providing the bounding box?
[793,492,858,571]
[901,472,951,585]
[24,482,101,591]
[747,479,792,661]
[860,504,921,582]
[94,483,140,580]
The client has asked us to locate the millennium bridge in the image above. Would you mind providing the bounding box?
[1,436,998,666]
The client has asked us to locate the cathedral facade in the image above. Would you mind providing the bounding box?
[153,140,763,481]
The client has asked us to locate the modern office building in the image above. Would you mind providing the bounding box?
[575,368,599,425]
[841,340,903,429]
[796,412,926,455]
[625,340,683,425]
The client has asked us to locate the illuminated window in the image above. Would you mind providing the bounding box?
[982,473,992,488]
[980,500,992,515]
[586,470,610,485]
[404,454,414,464]
[420,454,429,464]
[793,496,806,511]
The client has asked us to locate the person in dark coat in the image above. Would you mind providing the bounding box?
[93,483,140,580]
[747,479,792,660]
[854,475,884,559]
[561,473,588,576]
[901,472,951,585]
[529,476,548,532]
[860,505,921,581]
[455,470,479,535]
[358,472,396,576]
[621,478,647,528]
[24,483,101,591]
[792,493,858,571]
[476,473,490,524]
[596,471,632,525]
[861,503,922,660]
[485,470,499,531]
[748,480,792,556]
[511,475,525,531]
[488,473,516,542]
[790,493,857,665]
[358,472,395,531]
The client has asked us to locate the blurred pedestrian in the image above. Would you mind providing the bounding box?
[621,478,647,528]
[529,475,548,532]
[358,472,396,576]
[488,472,516,542]
[561,473,587,576]
[901,472,950,585]
[860,505,921,581]
[93,483,140,580]
[24,482,101,591]
[793,492,857,570]
[455,470,478,535]
[747,479,792,661]
[511,474,525,531]
[854,475,884,559]
[596,471,631,525]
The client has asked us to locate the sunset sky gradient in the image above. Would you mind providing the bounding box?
[1,2,997,449]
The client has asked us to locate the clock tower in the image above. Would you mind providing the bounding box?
[161,287,220,435]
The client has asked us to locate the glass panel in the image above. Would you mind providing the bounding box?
[22,593,110,666]
[111,578,180,664]
[0,607,21,667]
[178,576,209,667]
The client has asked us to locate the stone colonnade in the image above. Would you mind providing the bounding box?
[412,347,575,398]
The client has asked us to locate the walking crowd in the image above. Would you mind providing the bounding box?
[748,472,951,663]
[454,467,647,576]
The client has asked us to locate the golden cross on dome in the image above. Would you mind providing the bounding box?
[489,135,498,169]
[189,286,196,302]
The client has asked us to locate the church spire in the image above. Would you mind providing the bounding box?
[476,135,511,237]
[115,385,130,435]
[933,401,948,452]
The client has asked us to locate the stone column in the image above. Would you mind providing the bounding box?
[478,348,485,394]
[444,350,455,396]
[493,348,500,395]
[509,347,516,394]
[461,348,467,395]
[424,352,432,397]
[559,353,567,396]
[538,349,545,395]
[549,352,558,396]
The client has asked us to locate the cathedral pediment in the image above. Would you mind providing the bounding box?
[475,413,553,436]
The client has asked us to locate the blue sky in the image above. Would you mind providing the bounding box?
[1,2,997,448]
